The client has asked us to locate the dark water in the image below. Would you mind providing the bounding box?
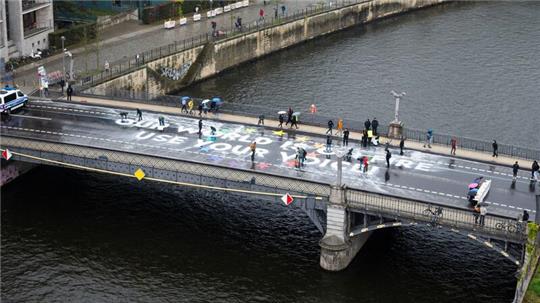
[184,1,540,149]
[2,167,516,302]
[3,2,537,302]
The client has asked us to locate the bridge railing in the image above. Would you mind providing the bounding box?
[75,90,540,161]
[0,135,331,201]
[346,188,527,243]
[76,0,368,90]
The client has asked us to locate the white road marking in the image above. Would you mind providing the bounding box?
[11,114,53,120]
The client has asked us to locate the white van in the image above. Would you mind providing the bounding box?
[0,86,28,114]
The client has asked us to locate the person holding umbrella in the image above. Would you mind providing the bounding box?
[250,141,257,162]
[277,111,286,128]
[290,112,299,129]
[326,120,334,135]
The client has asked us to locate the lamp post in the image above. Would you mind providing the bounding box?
[391,90,406,124]
[61,36,66,81]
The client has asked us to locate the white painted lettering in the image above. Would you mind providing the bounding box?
[153,134,173,142]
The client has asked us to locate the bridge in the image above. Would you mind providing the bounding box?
[1,98,538,272]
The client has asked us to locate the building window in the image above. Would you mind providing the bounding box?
[23,11,37,31]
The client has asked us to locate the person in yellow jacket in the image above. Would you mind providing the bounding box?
[336,118,343,136]
[188,99,194,115]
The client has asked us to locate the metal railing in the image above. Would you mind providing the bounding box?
[0,135,331,199]
[76,89,540,161]
[346,189,527,243]
[76,0,369,90]
[22,0,51,12]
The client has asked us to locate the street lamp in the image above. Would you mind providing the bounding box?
[390,90,406,124]
[61,36,66,81]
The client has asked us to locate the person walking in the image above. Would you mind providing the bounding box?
[198,119,203,139]
[158,116,165,126]
[364,119,371,131]
[278,114,284,128]
[66,84,73,101]
[290,114,299,129]
[104,60,110,73]
[385,149,392,168]
[136,108,143,121]
[281,5,286,16]
[198,103,203,116]
[326,135,332,152]
[336,118,343,136]
[181,98,188,113]
[326,120,334,135]
[250,141,257,162]
[423,129,433,148]
[285,107,293,126]
[450,137,457,155]
[512,161,520,181]
[343,128,350,146]
[258,114,265,126]
[399,137,405,155]
[372,118,379,136]
[492,140,498,157]
[479,205,487,226]
[59,78,65,95]
[300,148,306,167]
[531,160,539,181]
[259,8,265,22]
[473,205,480,224]
[188,99,194,115]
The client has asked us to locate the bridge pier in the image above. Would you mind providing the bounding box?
[319,186,372,271]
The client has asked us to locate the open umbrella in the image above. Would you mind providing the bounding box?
[202,99,210,104]
[292,112,301,116]
[277,110,287,115]
[212,97,223,105]
[468,183,479,189]
[181,96,190,102]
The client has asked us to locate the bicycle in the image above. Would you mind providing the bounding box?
[423,205,443,224]
[495,221,525,233]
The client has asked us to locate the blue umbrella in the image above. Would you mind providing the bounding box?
[212,97,223,105]
[181,96,190,102]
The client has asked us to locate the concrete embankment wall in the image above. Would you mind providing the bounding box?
[88,0,447,96]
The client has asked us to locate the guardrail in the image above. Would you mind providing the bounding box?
[347,189,528,243]
[0,135,331,199]
[76,0,369,90]
[75,90,540,161]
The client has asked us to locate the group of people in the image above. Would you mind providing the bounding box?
[179,97,221,117]
[277,107,299,129]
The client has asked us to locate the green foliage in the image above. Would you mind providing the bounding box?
[524,266,540,302]
[48,23,97,51]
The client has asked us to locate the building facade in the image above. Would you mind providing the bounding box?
[0,0,54,61]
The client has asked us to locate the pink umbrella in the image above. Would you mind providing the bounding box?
[468,183,478,189]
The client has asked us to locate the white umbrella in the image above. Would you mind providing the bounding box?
[277,110,287,115]
[292,112,301,116]
[202,99,210,104]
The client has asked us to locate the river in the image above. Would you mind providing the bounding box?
[2,2,538,302]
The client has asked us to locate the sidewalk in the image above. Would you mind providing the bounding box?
[11,0,312,93]
[63,94,535,169]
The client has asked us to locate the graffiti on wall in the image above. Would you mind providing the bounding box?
[160,62,192,81]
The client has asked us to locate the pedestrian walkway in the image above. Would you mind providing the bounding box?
[11,0,312,92]
[63,94,535,169]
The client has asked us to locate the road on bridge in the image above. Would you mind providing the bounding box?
[2,100,538,219]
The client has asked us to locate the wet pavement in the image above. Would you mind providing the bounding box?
[2,100,539,218]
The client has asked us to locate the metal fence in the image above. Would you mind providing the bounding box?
[1,135,331,200]
[346,189,528,243]
[77,89,540,161]
[76,0,369,90]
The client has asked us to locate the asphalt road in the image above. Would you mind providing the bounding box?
[2,100,538,219]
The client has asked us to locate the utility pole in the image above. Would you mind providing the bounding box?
[95,23,101,71]
[61,36,66,81]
